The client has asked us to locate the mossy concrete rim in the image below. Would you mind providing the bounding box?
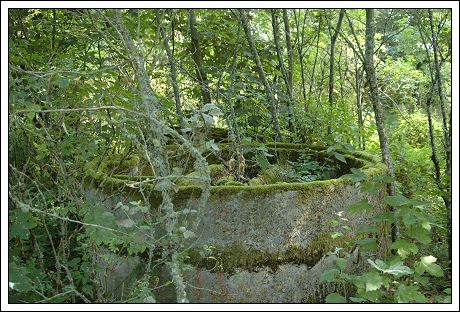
[84,144,387,200]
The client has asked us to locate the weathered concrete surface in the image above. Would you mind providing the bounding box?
[84,145,389,303]
[180,183,385,253]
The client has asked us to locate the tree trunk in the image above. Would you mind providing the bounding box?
[157,10,185,130]
[228,14,243,148]
[283,9,296,137]
[428,9,449,150]
[425,82,443,191]
[240,9,283,141]
[355,57,365,150]
[114,10,205,303]
[417,13,451,262]
[188,9,211,106]
[271,9,294,134]
[293,10,307,102]
[309,16,322,107]
[327,9,345,135]
[283,9,294,100]
[364,9,397,242]
[428,9,451,263]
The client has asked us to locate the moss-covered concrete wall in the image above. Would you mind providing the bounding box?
[84,144,389,303]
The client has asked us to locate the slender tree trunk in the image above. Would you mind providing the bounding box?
[425,82,443,191]
[228,15,243,148]
[417,13,451,262]
[188,9,211,106]
[283,9,296,137]
[240,9,283,141]
[294,10,307,102]
[271,9,294,134]
[428,9,449,149]
[447,104,452,264]
[283,9,294,100]
[114,10,197,303]
[364,9,397,242]
[327,9,345,135]
[309,17,322,107]
[428,9,451,263]
[157,10,185,130]
[355,57,365,150]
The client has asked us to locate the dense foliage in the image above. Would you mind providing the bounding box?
[7,8,452,304]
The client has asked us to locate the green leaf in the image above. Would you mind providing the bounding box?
[320,269,340,282]
[334,258,348,271]
[367,259,413,277]
[183,230,196,239]
[349,297,366,303]
[117,218,135,228]
[384,194,411,207]
[357,225,379,234]
[348,198,373,213]
[421,221,431,231]
[372,212,395,223]
[82,284,93,297]
[391,239,419,259]
[394,285,427,303]
[360,181,381,194]
[201,113,215,125]
[331,232,343,239]
[361,271,384,292]
[414,256,443,277]
[355,238,378,252]
[413,274,429,285]
[325,293,346,303]
[407,225,431,245]
[334,153,347,164]
[9,262,33,292]
[202,103,223,116]
[373,175,396,183]
[205,140,220,152]
[341,168,366,182]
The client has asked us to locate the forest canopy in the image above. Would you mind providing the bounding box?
[5,6,454,306]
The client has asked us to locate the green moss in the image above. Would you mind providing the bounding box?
[225,181,244,186]
[187,233,353,274]
[208,164,227,182]
[84,143,387,210]
[248,177,263,186]
[256,163,298,184]
[216,175,239,186]
[176,172,202,186]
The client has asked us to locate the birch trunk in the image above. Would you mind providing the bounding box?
[364,9,397,242]
[240,9,283,141]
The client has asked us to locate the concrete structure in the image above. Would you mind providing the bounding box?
[84,143,390,303]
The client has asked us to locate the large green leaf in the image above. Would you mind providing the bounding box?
[334,258,348,271]
[367,258,413,277]
[357,225,379,234]
[414,256,443,277]
[9,262,33,292]
[394,285,427,303]
[320,269,340,282]
[372,212,395,223]
[361,271,384,292]
[341,168,366,182]
[360,181,381,194]
[348,198,373,213]
[407,225,431,245]
[355,238,378,252]
[384,194,411,207]
[390,239,419,259]
[334,152,347,164]
[325,293,347,303]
